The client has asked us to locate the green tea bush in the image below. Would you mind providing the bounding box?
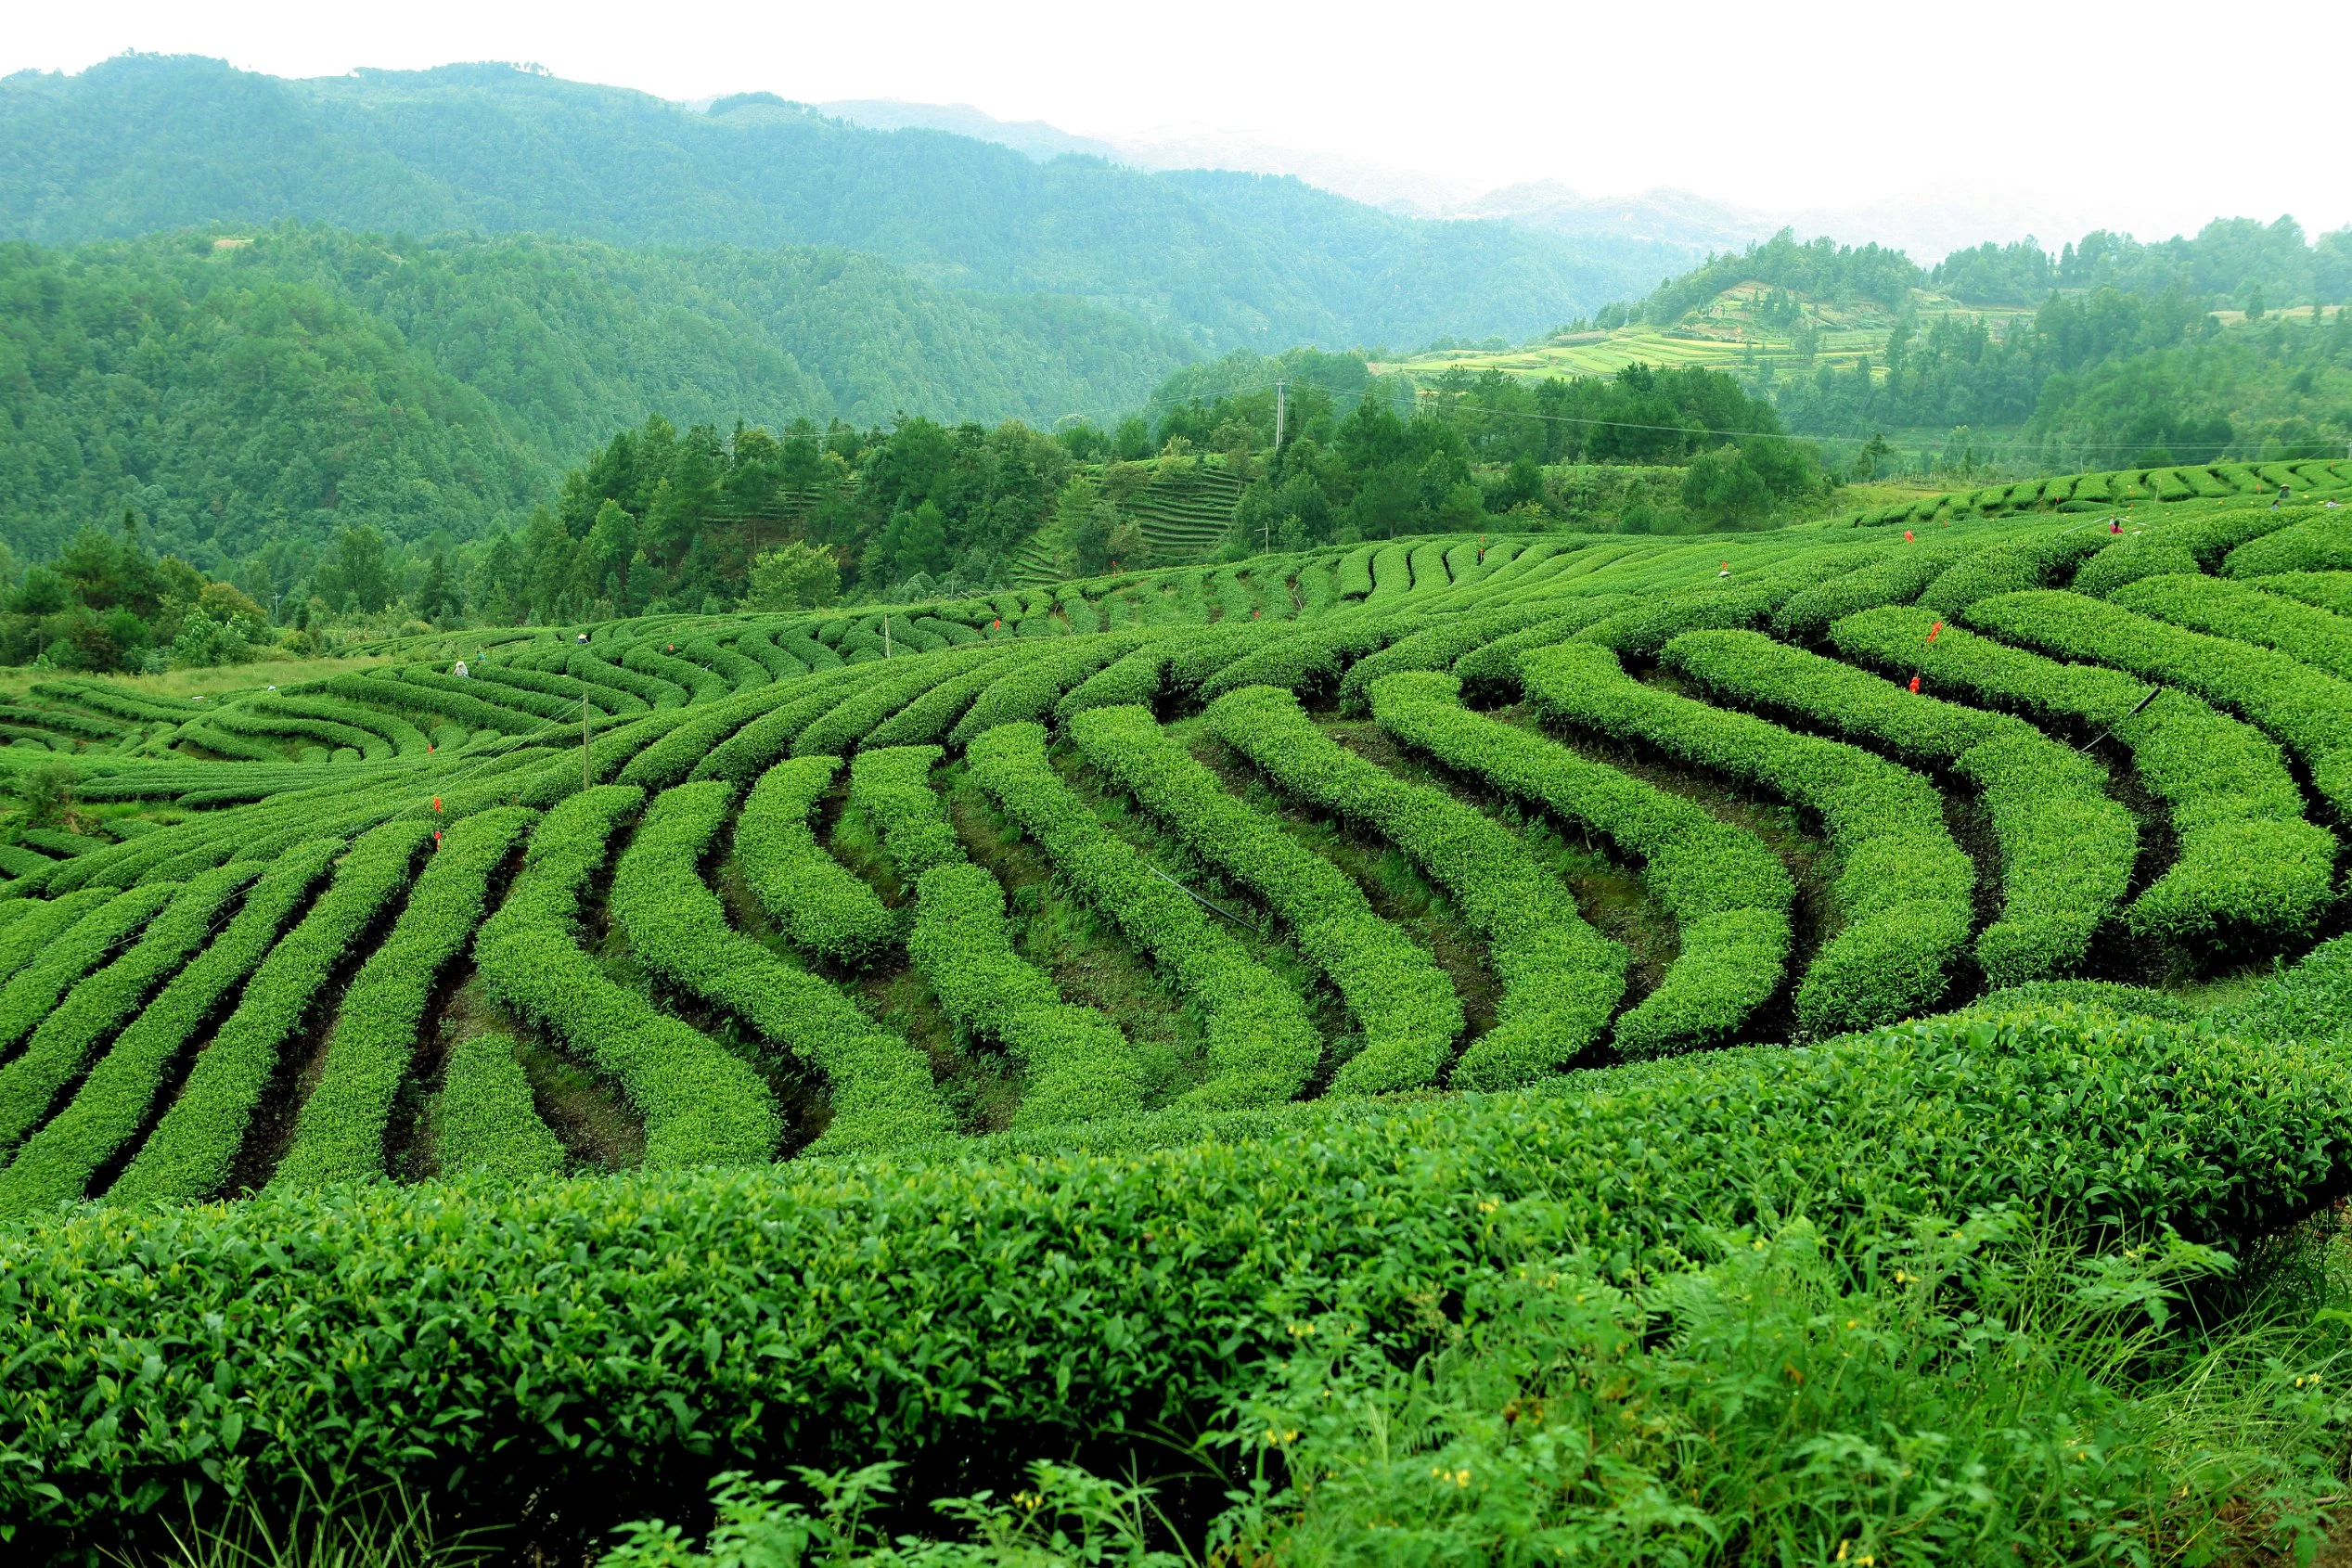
[335,671,537,735]
[432,1032,564,1181]
[0,866,252,1154]
[614,782,954,1152]
[477,661,646,716]
[730,628,809,682]
[688,669,867,785]
[0,881,176,1060]
[1297,558,1339,615]
[1831,606,2333,949]
[474,787,779,1168]
[735,757,897,968]
[207,705,391,761]
[270,809,536,1189]
[1769,543,1961,640]
[968,724,1317,1110]
[572,647,682,709]
[1449,598,1632,696]
[2,1002,2346,1545]
[616,683,805,791]
[949,634,1149,746]
[795,648,1013,759]
[1664,630,2134,985]
[2255,571,2352,616]
[848,746,964,880]
[1203,685,1625,1086]
[1334,545,1379,599]
[0,842,339,1217]
[678,636,770,694]
[2113,571,2352,682]
[2221,514,2352,577]
[906,861,1146,1129]
[408,667,576,722]
[1917,529,2112,617]
[1333,605,1562,715]
[1054,638,1176,722]
[109,821,434,1205]
[1194,619,1414,703]
[1369,672,1791,1056]
[1071,705,1462,1093]
[1967,588,2352,814]
[1523,642,1973,1034]
[624,642,728,704]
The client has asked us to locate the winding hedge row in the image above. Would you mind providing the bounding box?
[1664,629,2135,984]
[0,881,177,1061]
[0,867,254,1155]
[947,634,1149,746]
[1203,685,1625,1086]
[432,1033,564,1180]
[2112,572,2352,683]
[735,756,896,966]
[571,647,682,709]
[613,782,953,1152]
[2222,513,2352,577]
[847,746,965,880]
[1523,641,1973,1034]
[1368,672,1791,1056]
[1831,606,2333,947]
[623,642,728,705]
[474,787,779,1167]
[1966,588,2352,814]
[108,821,435,1205]
[967,723,1318,1109]
[269,809,536,1189]
[0,844,340,1216]
[1070,705,1463,1093]
[795,647,1013,759]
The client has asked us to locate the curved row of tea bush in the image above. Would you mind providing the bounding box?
[269,809,536,1189]
[1202,684,1626,1086]
[0,996,2345,1545]
[1368,671,1792,1056]
[1663,629,2135,985]
[1831,606,2335,948]
[1070,705,1463,1093]
[431,1032,564,1180]
[1966,588,2352,815]
[734,756,897,966]
[2111,572,2352,684]
[967,723,1319,1109]
[1521,641,1973,1034]
[611,781,953,1152]
[474,787,779,1167]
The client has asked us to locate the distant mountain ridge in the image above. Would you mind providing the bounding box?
[0,55,1678,352]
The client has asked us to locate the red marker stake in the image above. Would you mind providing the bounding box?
[1908,675,1921,694]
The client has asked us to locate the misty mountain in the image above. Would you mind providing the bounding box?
[0,55,1678,352]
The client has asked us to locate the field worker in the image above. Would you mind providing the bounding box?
[575,631,590,644]
[452,659,469,678]
[2110,519,2122,533]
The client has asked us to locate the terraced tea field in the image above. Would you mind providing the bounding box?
[8,456,2352,1557]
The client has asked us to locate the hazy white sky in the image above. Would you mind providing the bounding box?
[9,0,2350,246]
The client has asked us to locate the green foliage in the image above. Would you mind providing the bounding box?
[847,747,965,880]
[270,809,535,1189]
[1664,630,2136,985]
[735,756,897,968]
[1369,672,1789,1057]
[745,543,843,612]
[4,1000,2348,1542]
[474,786,779,1167]
[1831,605,2333,949]
[108,821,430,1204]
[613,781,952,1152]
[1967,588,2352,815]
[1523,641,1973,1034]
[1203,685,1624,1086]
[434,1033,565,1183]
[1071,705,1462,1093]
[2113,571,2352,682]
[967,724,1317,1110]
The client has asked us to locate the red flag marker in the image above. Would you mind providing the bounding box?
[427,741,434,752]
[1903,530,1915,541]
[432,829,442,845]
[431,796,443,812]
[1907,675,1921,693]
[993,618,1001,631]
[1928,621,1942,642]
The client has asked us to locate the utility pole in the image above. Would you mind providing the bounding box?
[883,615,893,659]
[1273,379,1287,456]
[582,690,592,793]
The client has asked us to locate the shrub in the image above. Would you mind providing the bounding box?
[1334,545,1380,599]
[617,683,809,791]
[1333,605,1564,715]
[736,756,897,967]
[205,704,390,761]
[906,861,1147,1129]
[1831,605,2333,949]
[623,642,728,704]
[433,1033,564,1181]
[269,809,537,1189]
[1071,705,1461,1093]
[0,881,177,1062]
[1450,598,1634,696]
[1664,630,2135,985]
[612,782,953,1152]
[107,821,435,1206]
[1917,529,2112,616]
[476,661,647,717]
[572,647,686,710]
[0,866,253,1155]
[847,746,964,880]
[2255,571,2352,617]
[795,647,1018,759]
[2220,513,2351,577]
[1770,543,1962,640]
[729,628,809,682]
[1522,641,1973,1034]
[948,634,1150,747]
[967,724,1317,1109]
[473,787,779,1168]
[688,670,868,785]
[1365,544,1414,606]
[1369,671,1791,1057]
[1053,638,1177,723]
[0,843,341,1216]
[678,637,771,694]
[1,1002,2347,1544]
[2112,571,2352,683]
[1574,549,1873,657]
[1203,685,1624,1086]
[1966,588,2352,816]
[404,665,577,721]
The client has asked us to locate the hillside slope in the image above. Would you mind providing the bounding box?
[0,57,1667,351]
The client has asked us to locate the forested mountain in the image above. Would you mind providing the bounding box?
[0,56,1667,351]
[0,225,1197,565]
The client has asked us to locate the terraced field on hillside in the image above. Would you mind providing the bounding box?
[8,457,2352,1554]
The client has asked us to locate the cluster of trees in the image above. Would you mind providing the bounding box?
[1769,288,2352,467]
[1933,217,2352,309]
[0,519,277,674]
[1627,231,1923,326]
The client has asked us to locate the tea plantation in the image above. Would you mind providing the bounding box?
[6,457,2352,1562]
